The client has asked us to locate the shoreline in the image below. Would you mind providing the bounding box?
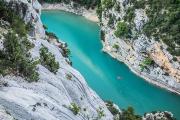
[42,3,99,23]
[41,3,180,96]
[102,42,180,95]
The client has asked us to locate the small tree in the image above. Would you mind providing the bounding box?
[69,103,81,115]
[40,45,59,74]
[102,0,114,9]
[113,44,119,50]
[115,21,129,38]
[120,107,141,120]
[139,57,154,71]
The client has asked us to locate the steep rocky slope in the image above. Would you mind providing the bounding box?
[100,0,180,94]
[0,0,113,119]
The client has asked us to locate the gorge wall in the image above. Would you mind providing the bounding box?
[0,0,113,119]
[100,0,180,94]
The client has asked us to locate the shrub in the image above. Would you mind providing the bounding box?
[102,0,114,9]
[124,7,135,23]
[108,14,114,28]
[0,0,29,37]
[120,107,141,120]
[113,44,119,50]
[139,57,154,71]
[40,45,59,74]
[114,2,121,12]
[96,3,103,20]
[142,0,180,56]
[172,57,177,62]
[63,48,71,57]
[115,21,129,38]
[106,101,119,115]
[2,31,39,81]
[69,103,81,115]
[97,107,105,119]
[45,31,58,39]
[66,73,72,80]
[101,30,105,41]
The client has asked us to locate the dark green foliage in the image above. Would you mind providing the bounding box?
[106,101,119,115]
[115,21,130,38]
[64,48,71,57]
[43,24,48,30]
[96,2,103,20]
[0,1,38,81]
[142,0,180,56]
[102,0,114,9]
[0,0,30,37]
[114,2,121,12]
[1,32,39,81]
[97,107,105,119]
[106,101,142,120]
[133,0,146,9]
[45,31,58,39]
[120,107,141,120]
[40,45,59,74]
[172,57,177,62]
[139,57,154,71]
[108,14,115,28]
[101,30,105,41]
[69,103,80,115]
[39,0,100,9]
[124,7,135,23]
[113,44,119,50]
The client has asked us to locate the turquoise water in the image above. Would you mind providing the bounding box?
[41,10,180,119]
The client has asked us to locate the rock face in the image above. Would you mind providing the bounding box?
[101,0,180,94]
[42,2,99,22]
[143,111,174,120]
[0,0,113,120]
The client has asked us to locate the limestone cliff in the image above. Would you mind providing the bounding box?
[0,0,113,119]
[100,0,180,94]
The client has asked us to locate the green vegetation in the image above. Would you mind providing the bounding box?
[115,21,129,38]
[0,32,39,82]
[96,2,103,20]
[40,45,60,74]
[45,31,58,39]
[0,0,38,82]
[114,2,121,12]
[113,44,119,50]
[106,101,141,120]
[97,107,105,119]
[142,0,180,56]
[0,0,30,37]
[101,30,105,41]
[108,14,115,28]
[139,57,154,71]
[69,103,81,115]
[133,0,146,9]
[63,47,71,57]
[102,0,114,10]
[39,0,100,9]
[124,7,135,23]
[120,107,141,120]
[105,101,119,115]
[66,73,72,80]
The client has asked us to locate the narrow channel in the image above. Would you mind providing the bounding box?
[41,10,180,119]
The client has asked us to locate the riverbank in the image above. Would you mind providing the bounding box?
[42,3,180,95]
[42,3,99,23]
[41,11,180,119]
[102,42,180,95]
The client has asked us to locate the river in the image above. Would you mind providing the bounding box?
[41,10,180,119]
